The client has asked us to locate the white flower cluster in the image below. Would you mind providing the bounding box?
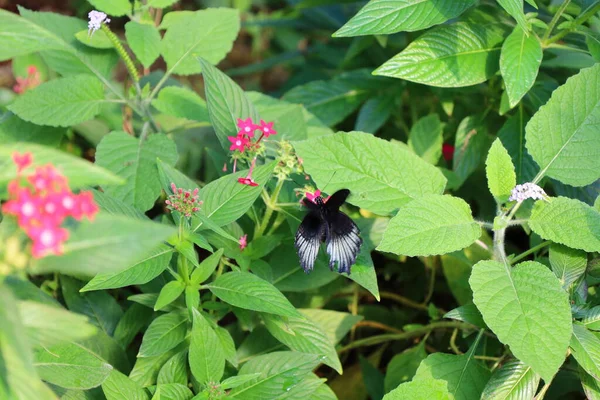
[508,182,547,202]
[88,10,110,37]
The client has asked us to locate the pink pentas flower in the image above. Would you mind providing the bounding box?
[2,188,41,227]
[13,66,41,94]
[237,118,259,138]
[27,165,68,193]
[228,135,250,152]
[73,192,99,221]
[12,152,32,174]
[237,158,259,187]
[258,120,277,137]
[28,224,69,258]
[165,183,202,217]
[239,234,248,251]
[305,189,321,204]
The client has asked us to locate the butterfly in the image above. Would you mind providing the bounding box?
[295,189,362,275]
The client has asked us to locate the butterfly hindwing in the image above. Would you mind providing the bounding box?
[325,211,362,274]
[295,211,325,273]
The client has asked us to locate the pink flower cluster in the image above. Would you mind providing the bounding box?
[228,118,277,153]
[2,152,99,258]
[165,183,203,217]
[14,66,41,94]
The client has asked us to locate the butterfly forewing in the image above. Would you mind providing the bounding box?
[325,189,350,211]
[325,211,362,274]
[295,210,325,273]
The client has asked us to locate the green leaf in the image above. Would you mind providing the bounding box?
[581,367,600,400]
[549,243,587,289]
[34,342,113,389]
[262,313,342,373]
[229,352,321,399]
[480,359,540,400]
[374,22,504,87]
[221,374,263,390]
[208,272,301,317]
[152,86,209,122]
[75,29,114,49]
[453,116,488,185]
[214,325,238,367]
[583,306,600,331]
[161,9,240,75]
[0,142,122,189]
[157,351,188,385]
[570,323,600,380]
[188,310,225,385]
[529,197,600,253]
[469,260,572,381]
[299,309,363,345]
[82,245,174,291]
[154,281,185,311]
[444,304,486,329]
[384,378,452,399]
[190,248,224,285]
[199,58,259,150]
[34,214,176,276]
[138,311,188,357]
[113,304,153,349]
[500,25,542,108]
[18,301,97,348]
[355,95,394,134]
[96,131,179,212]
[0,114,64,147]
[526,63,600,186]
[497,0,528,33]
[408,114,444,165]
[152,383,193,400]
[384,343,427,393]
[378,195,481,256]
[125,22,161,69]
[8,75,107,127]
[412,347,490,400]
[88,0,131,16]
[102,370,149,400]
[293,131,446,215]
[497,112,537,184]
[129,343,187,387]
[193,161,275,229]
[485,138,517,202]
[246,92,308,141]
[0,9,67,60]
[333,0,476,37]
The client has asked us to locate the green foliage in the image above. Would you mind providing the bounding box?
[486,138,516,203]
[125,22,161,69]
[481,360,540,400]
[189,309,225,385]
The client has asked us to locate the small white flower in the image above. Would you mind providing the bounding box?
[509,182,547,202]
[88,10,110,37]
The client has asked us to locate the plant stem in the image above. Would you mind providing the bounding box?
[379,291,428,311]
[255,178,285,237]
[542,0,572,43]
[510,240,552,265]
[354,320,404,334]
[545,2,600,45]
[337,321,476,354]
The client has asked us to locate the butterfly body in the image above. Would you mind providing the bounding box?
[295,189,362,275]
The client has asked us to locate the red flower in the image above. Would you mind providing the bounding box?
[228,135,250,152]
[239,234,248,251]
[28,224,69,258]
[236,118,259,138]
[13,65,41,94]
[442,144,454,162]
[305,189,321,204]
[237,177,258,187]
[12,152,32,174]
[258,120,277,137]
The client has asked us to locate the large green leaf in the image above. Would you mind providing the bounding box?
[125,21,161,69]
[529,197,600,253]
[384,343,427,393]
[500,26,542,108]
[469,260,572,381]
[102,370,149,400]
[293,131,446,215]
[570,323,600,381]
[485,138,516,203]
[246,92,308,141]
[355,95,394,134]
[8,75,107,127]
[549,243,587,289]
[0,114,64,147]
[378,195,481,256]
[525,63,600,186]
[383,378,452,399]
[208,272,301,317]
[480,359,540,400]
[0,9,66,60]
[581,367,600,400]
[0,142,122,189]
[34,214,176,276]
[374,22,504,87]
[189,310,225,385]
[157,351,188,385]
[96,131,179,212]
[497,0,528,33]
[34,342,112,390]
[408,114,444,165]
[199,58,259,151]
[161,9,239,75]
[138,311,188,358]
[262,313,342,373]
[229,352,321,399]
[333,0,476,37]
[152,86,209,122]
[497,112,537,184]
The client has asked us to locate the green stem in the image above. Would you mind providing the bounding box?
[545,3,600,45]
[542,0,572,43]
[101,24,139,83]
[510,240,552,265]
[255,178,285,237]
[337,321,476,354]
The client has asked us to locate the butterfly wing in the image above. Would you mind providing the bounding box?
[325,189,350,211]
[325,211,362,274]
[295,211,325,273]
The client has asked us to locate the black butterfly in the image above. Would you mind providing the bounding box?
[295,189,362,275]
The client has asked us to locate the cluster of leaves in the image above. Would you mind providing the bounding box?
[1,0,600,399]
